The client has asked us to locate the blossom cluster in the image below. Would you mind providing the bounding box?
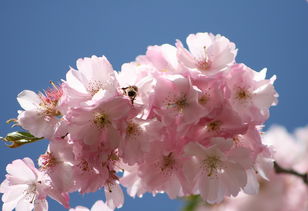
[0,32,278,211]
[196,125,308,211]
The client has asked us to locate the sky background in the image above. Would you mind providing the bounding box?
[0,0,307,210]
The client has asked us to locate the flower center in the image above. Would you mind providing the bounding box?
[197,60,211,71]
[24,183,38,203]
[197,46,211,71]
[78,159,90,172]
[207,120,222,132]
[39,152,57,170]
[160,152,176,171]
[126,122,141,137]
[232,136,241,145]
[235,87,251,102]
[87,80,105,96]
[93,112,110,128]
[167,95,188,112]
[199,93,209,105]
[38,82,63,116]
[203,155,222,177]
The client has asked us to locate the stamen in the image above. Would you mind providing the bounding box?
[160,152,176,171]
[235,87,251,102]
[38,82,63,117]
[197,46,211,71]
[207,120,222,132]
[49,81,59,90]
[93,112,110,128]
[199,93,210,105]
[232,136,241,145]
[78,159,90,172]
[40,152,57,170]
[126,122,141,137]
[87,80,106,96]
[24,183,37,204]
[197,60,211,71]
[166,94,188,112]
[203,155,222,177]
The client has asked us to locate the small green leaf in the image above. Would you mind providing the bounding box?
[0,131,44,148]
[182,195,202,211]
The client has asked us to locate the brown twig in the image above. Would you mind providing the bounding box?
[273,161,308,185]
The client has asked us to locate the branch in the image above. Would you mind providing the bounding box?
[273,161,308,185]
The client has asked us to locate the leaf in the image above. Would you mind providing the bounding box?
[182,195,202,211]
[0,131,44,148]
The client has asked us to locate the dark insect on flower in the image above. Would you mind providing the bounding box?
[122,85,138,104]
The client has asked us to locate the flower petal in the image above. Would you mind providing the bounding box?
[6,159,36,184]
[91,200,113,211]
[105,183,124,209]
[17,90,41,110]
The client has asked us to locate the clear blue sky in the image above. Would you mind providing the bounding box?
[0,0,307,210]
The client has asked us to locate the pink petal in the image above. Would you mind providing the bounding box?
[175,39,196,68]
[65,69,88,94]
[76,56,114,83]
[34,199,48,211]
[184,142,206,158]
[15,196,34,211]
[243,169,259,195]
[91,200,113,211]
[48,190,70,208]
[164,174,182,199]
[6,159,36,184]
[186,33,212,61]
[105,183,124,209]
[2,185,28,203]
[0,179,9,193]
[17,90,41,110]
[3,197,23,211]
[18,110,57,138]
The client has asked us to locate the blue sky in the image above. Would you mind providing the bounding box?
[0,0,307,210]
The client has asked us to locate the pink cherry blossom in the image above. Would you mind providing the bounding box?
[176,32,237,76]
[151,74,205,131]
[120,163,147,198]
[38,139,75,193]
[66,96,133,146]
[263,126,301,168]
[184,138,254,204]
[60,55,120,112]
[1,32,281,210]
[118,118,164,165]
[121,140,193,199]
[294,126,308,171]
[196,125,308,211]
[191,75,226,119]
[0,158,69,211]
[136,44,184,75]
[17,84,63,138]
[263,125,308,174]
[69,142,116,194]
[225,64,278,124]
